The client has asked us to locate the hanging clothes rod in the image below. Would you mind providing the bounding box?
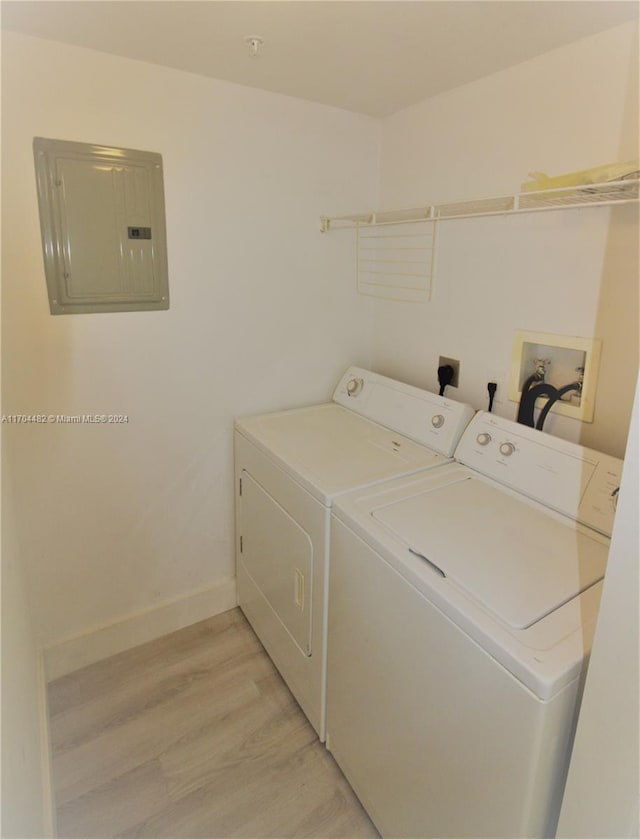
[319,178,639,232]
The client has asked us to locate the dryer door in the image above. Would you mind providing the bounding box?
[239,471,313,655]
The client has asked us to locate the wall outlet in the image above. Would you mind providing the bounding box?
[438,355,460,388]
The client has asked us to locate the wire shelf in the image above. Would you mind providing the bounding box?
[517,178,639,211]
[436,195,514,219]
[320,178,639,231]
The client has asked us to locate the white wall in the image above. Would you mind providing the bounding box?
[557,378,639,837]
[1,31,378,654]
[373,22,638,458]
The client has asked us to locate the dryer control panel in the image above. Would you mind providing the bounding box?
[455,412,623,536]
[333,367,475,458]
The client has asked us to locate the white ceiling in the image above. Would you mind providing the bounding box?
[2,1,638,117]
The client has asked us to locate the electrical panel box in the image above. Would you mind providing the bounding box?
[33,137,169,315]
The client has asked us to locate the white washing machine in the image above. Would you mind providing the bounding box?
[326,411,623,838]
[234,367,475,741]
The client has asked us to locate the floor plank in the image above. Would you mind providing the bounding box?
[49,608,379,839]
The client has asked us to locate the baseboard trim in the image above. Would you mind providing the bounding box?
[43,578,237,681]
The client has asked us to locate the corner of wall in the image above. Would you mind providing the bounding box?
[44,577,238,681]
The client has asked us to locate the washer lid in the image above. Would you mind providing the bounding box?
[372,476,608,630]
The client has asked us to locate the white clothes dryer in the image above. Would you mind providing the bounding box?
[326,411,623,838]
[234,367,475,740]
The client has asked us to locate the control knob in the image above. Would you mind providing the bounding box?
[476,432,491,446]
[499,442,516,457]
[346,377,364,397]
[431,414,445,429]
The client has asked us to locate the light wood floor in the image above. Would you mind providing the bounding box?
[48,608,379,839]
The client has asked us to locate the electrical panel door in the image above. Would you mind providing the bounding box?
[33,137,169,314]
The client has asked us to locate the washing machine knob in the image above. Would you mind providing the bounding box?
[431,414,445,428]
[499,441,516,457]
[346,377,364,397]
[476,432,492,446]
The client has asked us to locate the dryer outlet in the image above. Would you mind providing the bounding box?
[438,356,460,388]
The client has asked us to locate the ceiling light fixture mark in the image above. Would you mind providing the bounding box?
[244,36,264,58]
